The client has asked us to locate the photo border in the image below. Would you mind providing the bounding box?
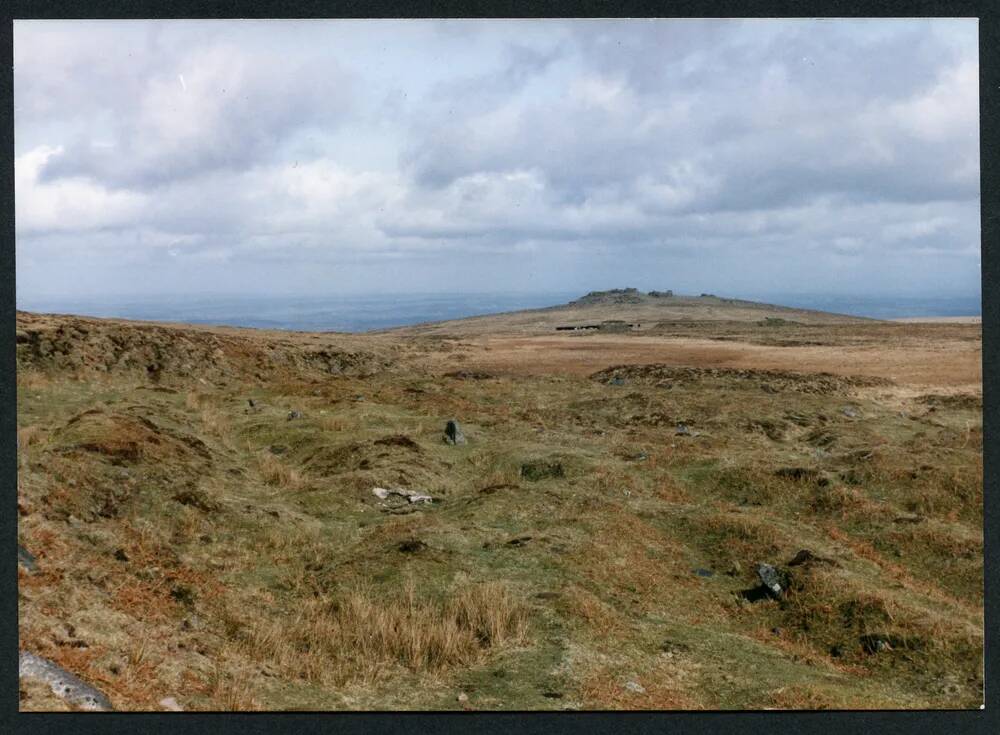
[2,2,994,733]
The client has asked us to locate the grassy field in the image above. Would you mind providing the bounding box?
[16,303,983,711]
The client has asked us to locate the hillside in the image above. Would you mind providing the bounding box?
[16,301,983,711]
[381,289,870,338]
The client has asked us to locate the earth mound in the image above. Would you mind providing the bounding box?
[591,364,894,395]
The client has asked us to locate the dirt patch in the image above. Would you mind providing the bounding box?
[373,435,422,451]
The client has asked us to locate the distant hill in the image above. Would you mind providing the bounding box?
[381,288,873,337]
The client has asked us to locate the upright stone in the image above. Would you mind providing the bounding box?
[444,419,466,445]
[756,563,784,598]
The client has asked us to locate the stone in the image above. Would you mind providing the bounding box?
[609,376,626,386]
[17,544,38,573]
[444,419,466,445]
[675,423,692,436]
[159,696,183,711]
[693,568,714,578]
[457,692,469,703]
[19,651,113,711]
[860,634,893,654]
[623,680,646,694]
[372,487,434,505]
[756,563,784,598]
[841,406,861,419]
[287,410,302,421]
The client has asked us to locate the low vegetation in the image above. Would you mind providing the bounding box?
[16,309,983,710]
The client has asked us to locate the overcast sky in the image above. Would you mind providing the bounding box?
[14,19,980,301]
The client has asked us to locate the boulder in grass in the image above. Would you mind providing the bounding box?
[756,562,786,598]
[372,487,434,505]
[443,419,466,445]
[17,544,38,573]
[19,651,112,711]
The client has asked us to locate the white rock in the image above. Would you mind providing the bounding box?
[19,651,112,711]
[159,696,183,711]
[372,487,433,504]
[623,680,646,694]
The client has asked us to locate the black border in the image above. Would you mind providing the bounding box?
[3,2,995,734]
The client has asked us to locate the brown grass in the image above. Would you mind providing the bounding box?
[766,684,857,710]
[205,665,260,711]
[18,370,52,390]
[186,391,206,410]
[18,424,47,448]
[561,585,627,638]
[16,310,983,711]
[256,451,302,489]
[233,580,528,686]
[200,407,230,439]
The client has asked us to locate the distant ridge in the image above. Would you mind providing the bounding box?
[381,288,873,337]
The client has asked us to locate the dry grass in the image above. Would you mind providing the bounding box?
[233,580,528,686]
[577,657,702,710]
[186,390,206,410]
[256,451,303,489]
[205,665,260,711]
[18,424,47,448]
[766,684,854,710]
[18,369,52,390]
[200,407,230,439]
[561,585,627,638]
[466,450,521,489]
[16,310,983,711]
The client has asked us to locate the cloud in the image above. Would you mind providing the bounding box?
[16,146,147,234]
[13,19,980,300]
[33,40,354,188]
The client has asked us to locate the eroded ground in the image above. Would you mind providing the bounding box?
[17,311,983,710]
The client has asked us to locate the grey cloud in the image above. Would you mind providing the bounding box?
[401,20,977,216]
[35,43,354,188]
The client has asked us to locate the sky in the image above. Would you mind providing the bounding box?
[14,19,981,302]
